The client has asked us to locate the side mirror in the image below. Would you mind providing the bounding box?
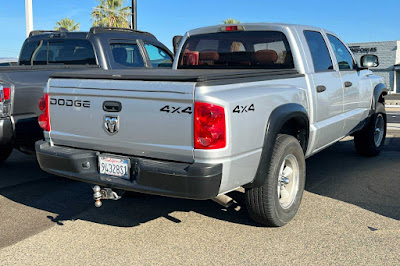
[360,54,379,68]
[172,35,183,54]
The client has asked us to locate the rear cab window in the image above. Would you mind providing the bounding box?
[20,39,97,65]
[303,31,334,72]
[177,31,294,69]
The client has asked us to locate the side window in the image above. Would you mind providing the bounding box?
[144,44,172,68]
[304,31,333,72]
[327,35,355,70]
[19,41,40,65]
[110,43,145,68]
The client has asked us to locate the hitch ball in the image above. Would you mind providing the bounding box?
[92,185,102,208]
[94,200,102,208]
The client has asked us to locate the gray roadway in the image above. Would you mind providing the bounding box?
[0,115,399,264]
[388,111,400,124]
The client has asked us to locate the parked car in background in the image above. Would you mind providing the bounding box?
[0,58,18,66]
[0,27,173,162]
[36,23,387,227]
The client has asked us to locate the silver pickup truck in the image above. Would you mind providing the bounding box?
[36,23,388,226]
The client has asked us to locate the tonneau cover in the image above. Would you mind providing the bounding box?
[50,68,301,83]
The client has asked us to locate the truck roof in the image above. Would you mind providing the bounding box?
[27,27,158,43]
[186,23,330,36]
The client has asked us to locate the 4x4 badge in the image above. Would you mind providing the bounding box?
[104,115,119,135]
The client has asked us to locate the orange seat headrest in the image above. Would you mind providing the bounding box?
[199,50,220,61]
[254,49,278,64]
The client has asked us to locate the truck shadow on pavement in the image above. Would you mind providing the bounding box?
[305,136,400,221]
[0,136,399,229]
[0,151,259,228]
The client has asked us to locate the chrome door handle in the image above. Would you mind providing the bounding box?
[316,85,326,93]
[344,81,352,87]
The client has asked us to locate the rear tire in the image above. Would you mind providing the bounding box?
[354,103,386,157]
[245,134,306,227]
[0,145,13,163]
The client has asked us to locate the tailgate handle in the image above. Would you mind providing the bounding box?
[103,101,122,112]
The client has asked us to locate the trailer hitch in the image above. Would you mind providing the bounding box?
[92,185,124,208]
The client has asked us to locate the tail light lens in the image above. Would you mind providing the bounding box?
[38,94,50,131]
[194,102,226,149]
[0,86,11,116]
[3,88,10,101]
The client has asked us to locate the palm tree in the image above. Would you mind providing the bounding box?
[55,17,80,31]
[91,0,131,28]
[222,18,241,24]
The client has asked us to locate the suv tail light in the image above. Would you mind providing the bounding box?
[3,88,10,101]
[0,85,12,116]
[38,94,50,131]
[194,102,226,149]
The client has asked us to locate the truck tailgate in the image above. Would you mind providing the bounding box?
[47,78,195,163]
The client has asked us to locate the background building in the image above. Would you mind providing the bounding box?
[348,41,400,93]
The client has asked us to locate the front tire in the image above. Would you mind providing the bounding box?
[245,134,306,227]
[354,103,386,157]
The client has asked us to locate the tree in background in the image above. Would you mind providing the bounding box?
[91,0,131,28]
[222,18,241,24]
[54,17,80,31]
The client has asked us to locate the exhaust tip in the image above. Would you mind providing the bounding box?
[212,194,234,208]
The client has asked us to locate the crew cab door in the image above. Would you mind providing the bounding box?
[326,34,365,135]
[303,30,344,150]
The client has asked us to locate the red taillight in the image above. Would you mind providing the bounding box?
[38,94,50,131]
[38,95,47,111]
[194,102,226,149]
[3,88,10,101]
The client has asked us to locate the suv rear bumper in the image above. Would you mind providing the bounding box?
[36,141,222,200]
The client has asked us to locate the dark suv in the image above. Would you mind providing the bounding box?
[0,27,173,162]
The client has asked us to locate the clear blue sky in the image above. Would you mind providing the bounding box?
[0,0,399,58]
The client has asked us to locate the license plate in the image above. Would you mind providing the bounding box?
[99,155,130,179]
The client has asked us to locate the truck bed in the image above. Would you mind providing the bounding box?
[51,68,303,85]
[0,65,100,72]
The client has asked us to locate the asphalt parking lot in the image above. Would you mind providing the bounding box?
[0,111,399,265]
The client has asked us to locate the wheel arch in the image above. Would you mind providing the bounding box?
[246,103,309,188]
[371,83,388,111]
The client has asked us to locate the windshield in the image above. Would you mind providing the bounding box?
[177,31,294,69]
